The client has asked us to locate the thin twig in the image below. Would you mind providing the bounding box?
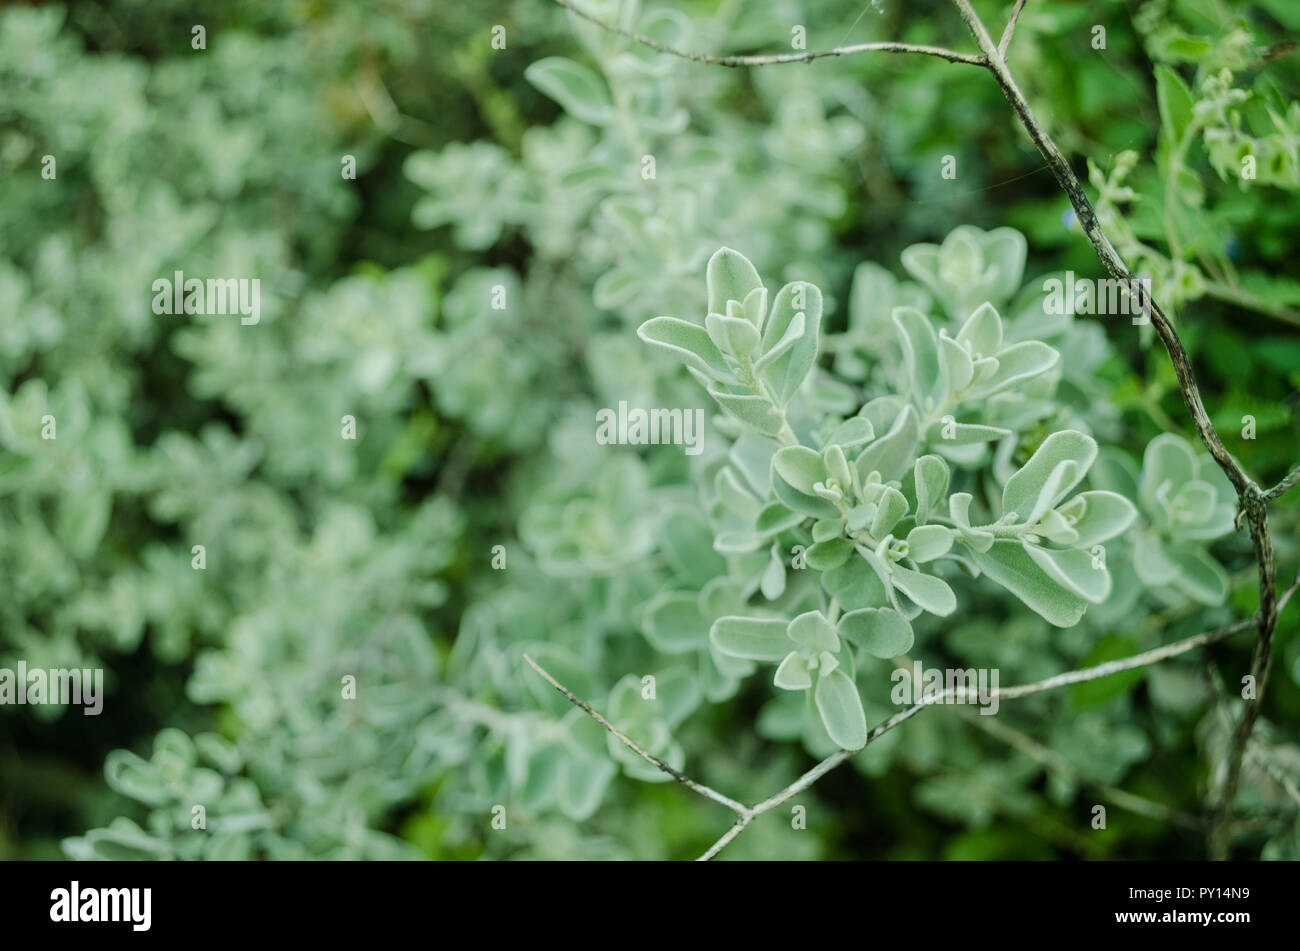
[998,0,1027,59]
[526,609,1270,859]
[521,653,749,815]
[1262,465,1300,504]
[549,0,986,67]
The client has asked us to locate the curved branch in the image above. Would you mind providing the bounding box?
[548,0,986,67]
[1262,464,1300,504]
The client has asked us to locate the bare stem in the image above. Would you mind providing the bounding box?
[998,0,1028,59]
[1262,465,1300,504]
[525,605,1277,859]
[522,653,749,815]
[548,0,986,67]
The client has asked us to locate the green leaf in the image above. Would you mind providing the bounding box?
[955,301,1003,357]
[1133,532,1180,586]
[856,405,920,483]
[707,247,764,315]
[754,311,805,371]
[774,652,813,690]
[914,454,950,525]
[1155,65,1195,144]
[814,668,868,749]
[104,751,169,807]
[772,470,842,519]
[524,57,613,125]
[906,524,954,562]
[970,540,1088,627]
[708,385,786,437]
[890,564,957,616]
[787,610,840,652]
[642,592,708,653]
[638,316,729,379]
[892,306,943,408]
[981,228,1029,303]
[1023,543,1111,603]
[710,616,791,661]
[57,489,111,558]
[760,543,787,599]
[805,537,853,570]
[938,333,974,392]
[825,416,875,450]
[971,341,1059,398]
[1167,546,1229,605]
[839,606,914,658]
[557,755,616,821]
[1002,430,1097,522]
[761,280,823,405]
[772,445,828,496]
[738,286,769,328]
[706,312,760,357]
[660,511,727,577]
[86,824,170,861]
[1058,491,1137,547]
[870,486,910,538]
[756,502,804,536]
[1140,433,1198,506]
[926,420,1013,446]
[821,558,889,611]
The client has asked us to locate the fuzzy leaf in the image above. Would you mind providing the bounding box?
[1058,491,1137,547]
[705,312,760,356]
[642,592,708,653]
[761,280,823,405]
[1167,546,1229,604]
[856,405,920,483]
[971,540,1088,627]
[890,564,957,616]
[805,537,853,570]
[1024,543,1111,603]
[708,386,786,437]
[710,616,791,661]
[892,306,943,408]
[1002,431,1097,522]
[788,610,840,652]
[524,57,613,125]
[814,668,868,749]
[772,445,828,496]
[906,524,954,562]
[706,247,764,315]
[638,316,729,379]
[774,652,813,690]
[914,454,950,525]
[838,606,914,658]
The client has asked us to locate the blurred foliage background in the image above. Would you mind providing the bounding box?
[1,0,1298,860]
